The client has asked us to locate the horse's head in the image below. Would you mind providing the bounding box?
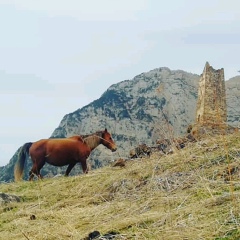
[101,128,117,152]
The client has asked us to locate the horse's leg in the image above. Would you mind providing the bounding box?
[65,163,76,176]
[36,160,46,179]
[29,170,35,181]
[29,164,38,181]
[29,159,37,181]
[29,158,45,181]
[81,160,88,174]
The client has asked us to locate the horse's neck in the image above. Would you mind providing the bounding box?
[83,134,101,151]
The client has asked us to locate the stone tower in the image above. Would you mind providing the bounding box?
[196,62,227,126]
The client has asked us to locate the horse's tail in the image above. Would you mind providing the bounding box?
[14,142,33,181]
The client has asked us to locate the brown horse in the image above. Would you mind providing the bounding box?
[14,128,117,181]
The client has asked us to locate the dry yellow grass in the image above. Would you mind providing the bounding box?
[0,132,240,240]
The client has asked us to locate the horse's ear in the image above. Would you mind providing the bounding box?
[104,128,107,132]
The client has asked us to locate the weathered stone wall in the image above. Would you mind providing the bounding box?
[196,62,227,126]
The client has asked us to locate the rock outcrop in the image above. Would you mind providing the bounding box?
[0,192,21,205]
[226,76,240,128]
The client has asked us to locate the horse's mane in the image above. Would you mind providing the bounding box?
[81,130,103,139]
[80,131,103,150]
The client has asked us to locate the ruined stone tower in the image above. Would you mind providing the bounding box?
[190,62,235,137]
[196,62,227,126]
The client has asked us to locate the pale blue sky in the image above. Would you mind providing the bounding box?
[0,0,240,166]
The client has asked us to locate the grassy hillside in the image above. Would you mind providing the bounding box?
[0,132,240,240]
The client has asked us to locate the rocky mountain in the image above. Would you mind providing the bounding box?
[1,67,239,182]
[226,76,240,127]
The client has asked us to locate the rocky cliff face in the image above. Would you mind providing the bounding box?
[51,67,200,168]
[1,68,239,182]
[226,76,240,128]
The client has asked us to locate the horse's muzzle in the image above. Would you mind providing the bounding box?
[111,147,117,152]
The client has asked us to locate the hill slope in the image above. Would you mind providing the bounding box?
[1,132,240,239]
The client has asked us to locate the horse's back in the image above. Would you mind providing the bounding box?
[46,138,87,151]
[45,138,91,165]
[68,135,84,142]
[29,137,91,166]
